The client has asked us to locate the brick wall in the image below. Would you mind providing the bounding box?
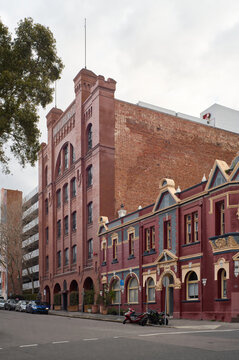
[114,100,239,215]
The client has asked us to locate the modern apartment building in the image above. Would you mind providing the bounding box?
[22,187,39,294]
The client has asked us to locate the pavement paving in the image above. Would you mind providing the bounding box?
[49,310,239,329]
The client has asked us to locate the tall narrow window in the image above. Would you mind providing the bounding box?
[167,220,172,249]
[129,233,134,256]
[112,279,121,304]
[113,238,117,260]
[193,212,198,241]
[71,144,75,164]
[71,178,76,197]
[64,145,68,170]
[57,251,61,268]
[147,278,155,303]
[45,198,48,215]
[64,216,69,235]
[64,248,69,266]
[45,227,49,244]
[151,227,155,249]
[57,220,61,238]
[87,202,93,224]
[72,245,77,264]
[63,183,68,203]
[87,124,92,150]
[45,166,48,187]
[128,277,139,303]
[186,215,192,243]
[145,229,150,251]
[72,211,77,231]
[88,239,93,259]
[102,242,107,263]
[216,201,225,235]
[187,271,198,300]
[87,165,93,187]
[57,189,61,208]
[218,269,227,299]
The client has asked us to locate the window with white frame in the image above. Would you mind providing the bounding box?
[112,279,121,304]
[146,277,155,302]
[186,271,198,300]
[128,277,139,303]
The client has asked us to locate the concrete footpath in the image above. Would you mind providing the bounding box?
[49,310,239,329]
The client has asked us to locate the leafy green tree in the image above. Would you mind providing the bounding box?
[0,17,63,172]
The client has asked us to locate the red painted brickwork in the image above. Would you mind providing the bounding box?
[114,100,239,215]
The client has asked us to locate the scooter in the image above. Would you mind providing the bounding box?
[147,309,169,325]
[123,308,148,326]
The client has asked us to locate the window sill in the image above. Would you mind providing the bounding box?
[182,299,200,303]
[215,298,230,302]
[128,255,135,260]
[143,249,156,256]
[182,241,200,247]
[111,259,118,264]
[101,261,107,266]
[87,185,93,190]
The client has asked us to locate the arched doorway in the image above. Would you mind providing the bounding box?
[162,274,174,316]
[44,286,51,308]
[69,280,79,309]
[83,277,94,309]
[53,283,61,310]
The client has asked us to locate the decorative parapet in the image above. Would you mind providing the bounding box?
[209,233,239,253]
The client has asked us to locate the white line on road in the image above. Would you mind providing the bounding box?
[138,329,239,337]
[19,344,38,348]
[83,338,99,341]
[52,341,69,344]
[113,336,120,339]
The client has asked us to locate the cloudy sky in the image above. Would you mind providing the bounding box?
[1,0,239,196]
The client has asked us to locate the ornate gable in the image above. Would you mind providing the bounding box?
[205,160,229,191]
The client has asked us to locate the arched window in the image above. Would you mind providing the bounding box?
[71,144,75,164]
[186,271,198,300]
[112,279,121,304]
[64,144,68,170]
[146,277,155,303]
[218,269,227,299]
[87,124,92,151]
[128,277,139,304]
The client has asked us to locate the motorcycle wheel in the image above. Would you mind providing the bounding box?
[123,319,126,324]
[141,318,148,326]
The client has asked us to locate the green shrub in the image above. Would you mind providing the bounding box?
[70,291,79,306]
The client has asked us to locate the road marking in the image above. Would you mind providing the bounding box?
[52,341,69,344]
[113,336,120,339]
[83,338,99,341]
[19,344,38,348]
[0,348,3,350]
[139,329,239,337]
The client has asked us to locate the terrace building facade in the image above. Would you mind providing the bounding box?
[38,67,239,311]
[99,155,239,322]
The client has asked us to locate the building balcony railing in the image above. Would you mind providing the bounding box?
[23,249,39,261]
[22,264,39,276]
[23,187,38,203]
[22,233,39,248]
[22,218,39,233]
[22,201,39,219]
[22,280,40,290]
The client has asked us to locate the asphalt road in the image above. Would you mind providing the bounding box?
[1,310,239,360]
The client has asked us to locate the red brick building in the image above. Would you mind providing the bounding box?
[38,67,239,311]
[99,155,239,322]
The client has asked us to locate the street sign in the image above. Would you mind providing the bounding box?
[120,279,124,287]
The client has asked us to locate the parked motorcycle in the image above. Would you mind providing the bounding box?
[123,308,148,326]
[147,309,168,325]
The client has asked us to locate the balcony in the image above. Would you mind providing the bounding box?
[23,187,38,203]
[22,218,39,234]
[23,201,39,219]
[22,264,39,276]
[22,280,40,290]
[22,233,39,248]
[23,249,39,261]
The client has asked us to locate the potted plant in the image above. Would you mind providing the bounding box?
[68,291,79,312]
[54,293,61,310]
[84,289,94,312]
